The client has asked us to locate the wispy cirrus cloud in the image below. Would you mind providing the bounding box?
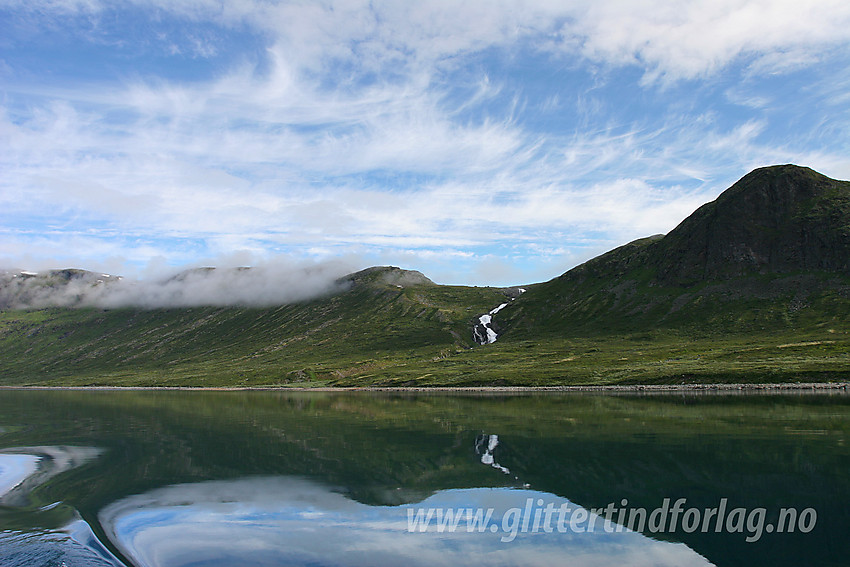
[2,0,850,285]
[561,0,850,81]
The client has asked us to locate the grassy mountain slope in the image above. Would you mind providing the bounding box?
[0,267,510,386]
[500,165,850,338]
[1,165,849,387]
[430,164,850,386]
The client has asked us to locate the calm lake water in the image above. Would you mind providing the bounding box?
[0,389,848,567]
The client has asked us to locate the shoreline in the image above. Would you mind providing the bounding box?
[2,382,848,394]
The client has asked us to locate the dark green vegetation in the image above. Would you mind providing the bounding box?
[503,164,850,335]
[1,165,848,386]
[1,390,849,566]
[0,267,510,386]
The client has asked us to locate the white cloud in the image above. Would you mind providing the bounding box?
[2,0,850,284]
[0,256,359,309]
[12,0,850,81]
[561,0,850,82]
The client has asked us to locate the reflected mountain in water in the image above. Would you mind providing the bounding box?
[0,390,847,566]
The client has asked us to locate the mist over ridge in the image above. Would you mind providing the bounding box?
[0,258,360,310]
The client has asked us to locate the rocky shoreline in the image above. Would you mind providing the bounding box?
[3,382,848,394]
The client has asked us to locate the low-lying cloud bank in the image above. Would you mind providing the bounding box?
[0,260,358,310]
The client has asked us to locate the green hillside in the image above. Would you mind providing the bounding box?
[501,165,850,337]
[0,267,510,386]
[1,165,849,387]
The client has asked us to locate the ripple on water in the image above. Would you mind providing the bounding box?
[0,521,125,567]
[0,448,125,567]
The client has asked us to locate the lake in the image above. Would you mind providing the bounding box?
[0,389,848,566]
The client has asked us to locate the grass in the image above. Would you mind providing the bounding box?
[2,311,847,388]
[3,166,849,388]
[0,267,848,388]
[0,276,507,387]
[323,329,850,387]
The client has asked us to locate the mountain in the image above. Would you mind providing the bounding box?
[1,165,849,387]
[0,266,511,386]
[499,165,850,337]
[338,266,435,288]
[0,269,121,310]
[656,164,850,283]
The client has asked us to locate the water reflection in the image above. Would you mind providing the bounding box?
[0,446,124,567]
[0,446,102,506]
[0,523,124,567]
[100,477,711,567]
[0,390,847,566]
[475,434,512,475]
[0,453,40,499]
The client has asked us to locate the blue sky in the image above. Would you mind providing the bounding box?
[2,0,850,286]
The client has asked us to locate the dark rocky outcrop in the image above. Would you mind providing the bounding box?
[654,165,850,285]
[501,165,850,336]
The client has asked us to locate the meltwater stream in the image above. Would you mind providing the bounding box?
[472,288,525,345]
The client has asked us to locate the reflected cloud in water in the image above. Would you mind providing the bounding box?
[0,453,41,499]
[0,446,102,506]
[100,477,711,567]
[0,447,125,567]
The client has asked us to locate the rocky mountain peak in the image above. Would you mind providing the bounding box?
[655,165,850,284]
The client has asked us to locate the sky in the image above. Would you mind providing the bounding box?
[2,0,850,287]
